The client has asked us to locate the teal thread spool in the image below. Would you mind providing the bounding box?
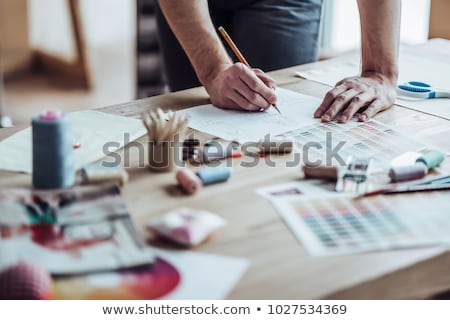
[416,150,445,169]
[196,167,231,185]
[32,110,75,189]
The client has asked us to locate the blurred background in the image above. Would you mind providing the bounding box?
[1,0,449,125]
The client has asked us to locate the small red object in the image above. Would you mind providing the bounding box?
[259,153,267,158]
[231,150,243,158]
[73,142,81,149]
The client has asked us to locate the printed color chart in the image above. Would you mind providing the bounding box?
[278,120,426,168]
[272,192,450,256]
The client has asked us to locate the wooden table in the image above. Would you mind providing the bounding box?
[1,41,450,299]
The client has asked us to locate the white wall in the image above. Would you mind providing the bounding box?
[28,0,135,61]
[322,0,431,52]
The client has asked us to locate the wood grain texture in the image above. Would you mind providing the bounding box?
[1,41,450,299]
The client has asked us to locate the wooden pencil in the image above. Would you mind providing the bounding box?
[218,26,281,114]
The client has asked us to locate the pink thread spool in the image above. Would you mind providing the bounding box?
[0,263,52,300]
[176,169,203,195]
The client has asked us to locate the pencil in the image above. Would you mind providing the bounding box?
[356,183,450,198]
[218,26,281,114]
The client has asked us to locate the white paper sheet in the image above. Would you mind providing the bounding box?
[177,88,321,143]
[296,44,450,120]
[0,110,147,173]
[52,248,249,300]
[154,249,249,300]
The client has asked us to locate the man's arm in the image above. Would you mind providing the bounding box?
[158,0,277,111]
[314,0,401,122]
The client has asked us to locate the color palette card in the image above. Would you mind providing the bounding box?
[271,192,450,256]
[277,119,427,169]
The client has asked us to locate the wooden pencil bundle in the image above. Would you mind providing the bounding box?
[142,108,189,143]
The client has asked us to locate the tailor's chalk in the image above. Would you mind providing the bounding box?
[258,138,293,154]
[416,150,445,169]
[303,165,339,181]
[388,163,427,182]
[81,164,128,186]
[32,110,75,189]
[196,167,231,185]
[176,169,203,194]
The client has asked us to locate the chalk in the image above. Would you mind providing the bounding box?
[258,138,293,154]
[81,163,128,186]
[196,167,231,185]
[176,168,203,194]
[416,150,445,169]
[303,165,339,181]
[32,110,75,189]
[389,163,428,182]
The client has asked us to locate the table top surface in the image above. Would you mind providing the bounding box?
[1,41,450,299]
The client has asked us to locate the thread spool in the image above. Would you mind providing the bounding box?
[32,110,75,189]
[196,167,231,185]
[416,150,445,169]
[389,163,428,182]
[0,263,52,300]
[258,138,293,154]
[176,169,203,194]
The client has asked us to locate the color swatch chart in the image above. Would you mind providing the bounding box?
[272,192,450,256]
[277,120,426,168]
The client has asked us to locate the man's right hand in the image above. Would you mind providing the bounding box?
[204,62,278,111]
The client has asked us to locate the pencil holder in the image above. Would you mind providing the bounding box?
[148,141,176,172]
[142,108,188,172]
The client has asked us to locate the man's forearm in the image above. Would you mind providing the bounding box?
[357,0,401,83]
[158,0,231,85]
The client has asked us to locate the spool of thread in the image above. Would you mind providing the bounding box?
[32,110,75,189]
[0,263,52,300]
[196,167,231,185]
[258,139,293,154]
[176,169,203,194]
[416,150,445,169]
[388,163,428,182]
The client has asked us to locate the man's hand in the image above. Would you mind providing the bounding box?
[204,62,277,111]
[314,72,397,123]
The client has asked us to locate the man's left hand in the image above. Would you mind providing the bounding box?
[314,72,397,123]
